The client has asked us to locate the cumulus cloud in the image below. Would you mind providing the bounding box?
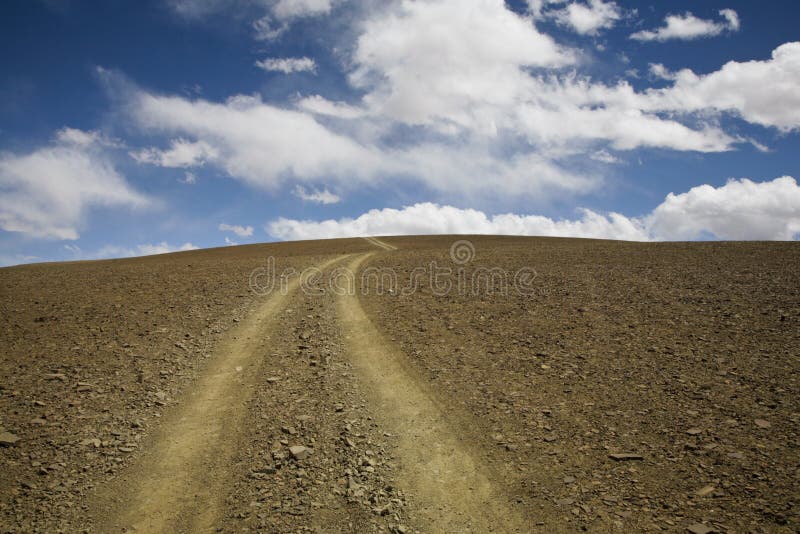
[219,222,254,237]
[642,42,800,131]
[268,202,649,241]
[631,9,740,42]
[267,177,800,242]
[552,0,622,35]
[293,185,341,204]
[131,138,218,167]
[0,128,150,240]
[255,57,316,74]
[645,176,800,240]
[345,0,737,152]
[350,0,574,130]
[115,5,798,204]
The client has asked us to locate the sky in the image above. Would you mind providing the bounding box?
[1,0,799,265]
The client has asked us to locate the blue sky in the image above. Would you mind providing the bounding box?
[1,0,799,265]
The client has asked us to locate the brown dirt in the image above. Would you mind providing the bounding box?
[1,235,798,533]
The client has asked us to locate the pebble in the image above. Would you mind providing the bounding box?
[289,445,312,460]
[754,419,771,429]
[686,523,715,534]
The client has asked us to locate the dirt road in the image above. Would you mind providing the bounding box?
[93,238,527,532]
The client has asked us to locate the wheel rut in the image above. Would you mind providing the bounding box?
[94,256,345,533]
[337,249,530,533]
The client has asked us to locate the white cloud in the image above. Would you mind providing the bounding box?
[130,91,381,189]
[346,0,736,152]
[646,176,800,240]
[350,0,574,130]
[116,7,798,205]
[219,222,254,237]
[268,202,649,241]
[590,149,620,164]
[552,0,622,35]
[63,241,198,260]
[631,9,740,42]
[180,171,197,184]
[0,129,150,240]
[131,138,218,167]
[296,95,365,119]
[55,127,109,147]
[252,15,288,41]
[293,185,341,204]
[125,89,593,197]
[267,177,800,242]
[255,56,317,74]
[272,0,331,20]
[644,42,800,131]
[168,0,333,26]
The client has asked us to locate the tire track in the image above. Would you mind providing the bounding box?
[95,256,345,533]
[337,252,530,533]
[363,236,397,251]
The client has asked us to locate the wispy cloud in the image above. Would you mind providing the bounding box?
[293,185,341,204]
[219,222,254,237]
[0,128,150,240]
[255,56,317,74]
[631,9,740,42]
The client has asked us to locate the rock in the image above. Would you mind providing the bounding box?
[608,453,643,461]
[289,445,312,460]
[686,428,702,435]
[299,330,312,341]
[695,485,716,497]
[0,431,20,446]
[754,419,771,429]
[686,523,715,534]
[44,373,67,382]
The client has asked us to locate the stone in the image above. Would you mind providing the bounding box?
[754,419,771,429]
[0,431,20,446]
[608,453,643,461]
[686,523,715,534]
[289,445,312,460]
[695,485,715,497]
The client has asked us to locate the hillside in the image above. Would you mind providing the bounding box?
[1,236,798,533]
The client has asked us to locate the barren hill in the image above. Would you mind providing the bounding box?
[1,236,798,532]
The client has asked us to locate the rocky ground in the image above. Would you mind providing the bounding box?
[360,236,800,532]
[0,235,798,533]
